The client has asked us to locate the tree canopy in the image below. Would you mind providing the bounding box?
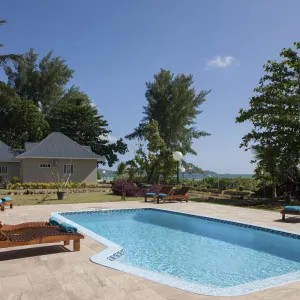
[236,42,300,156]
[126,69,211,155]
[5,48,74,115]
[47,92,128,166]
[125,69,210,183]
[126,120,175,183]
[0,94,49,148]
[237,42,300,196]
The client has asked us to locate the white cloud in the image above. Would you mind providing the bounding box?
[207,56,238,68]
[99,134,118,143]
[107,134,118,143]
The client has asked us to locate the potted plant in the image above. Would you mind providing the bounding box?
[49,171,71,200]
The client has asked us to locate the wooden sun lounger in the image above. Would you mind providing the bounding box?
[280,210,300,221]
[144,185,173,202]
[0,221,56,231]
[0,223,84,251]
[0,201,13,211]
[159,186,190,204]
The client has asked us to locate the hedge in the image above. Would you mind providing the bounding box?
[7,182,109,190]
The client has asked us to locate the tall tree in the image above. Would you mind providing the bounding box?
[236,42,300,193]
[47,93,128,166]
[0,20,21,96]
[5,48,73,114]
[5,45,128,166]
[126,69,211,155]
[3,48,127,166]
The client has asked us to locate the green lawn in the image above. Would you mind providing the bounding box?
[190,194,285,212]
[191,197,242,206]
[4,190,286,212]
[10,192,142,206]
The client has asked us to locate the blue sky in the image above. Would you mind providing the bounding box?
[1,0,299,173]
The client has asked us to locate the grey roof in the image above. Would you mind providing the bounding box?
[0,141,20,163]
[82,146,92,152]
[25,142,39,152]
[16,132,104,161]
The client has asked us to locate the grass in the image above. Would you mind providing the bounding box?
[4,189,288,212]
[191,197,241,206]
[10,192,142,206]
[190,193,285,212]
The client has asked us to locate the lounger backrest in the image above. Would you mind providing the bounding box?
[160,185,173,195]
[177,186,190,195]
[0,231,8,241]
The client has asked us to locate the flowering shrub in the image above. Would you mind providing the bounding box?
[0,177,9,189]
[112,180,161,197]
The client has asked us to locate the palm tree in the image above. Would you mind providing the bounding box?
[252,145,280,198]
[0,20,21,96]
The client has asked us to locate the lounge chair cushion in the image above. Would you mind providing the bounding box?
[1,197,12,202]
[146,192,156,197]
[59,223,77,233]
[158,193,168,198]
[48,217,61,226]
[284,206,300,212]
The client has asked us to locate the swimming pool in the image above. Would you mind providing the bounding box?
[53,208,300,296]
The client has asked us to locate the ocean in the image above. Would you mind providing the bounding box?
[102,172,254,182]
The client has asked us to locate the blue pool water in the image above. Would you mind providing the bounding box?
[60,209,300,290]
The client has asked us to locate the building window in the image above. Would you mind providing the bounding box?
[40,164,51,168]
[0,166,8,175]
[64,164,74,174]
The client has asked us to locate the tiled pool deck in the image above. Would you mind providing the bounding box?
[1,201,300,300]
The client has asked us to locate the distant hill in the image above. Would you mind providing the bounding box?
[100,168,253,179]
[203,170,253,178]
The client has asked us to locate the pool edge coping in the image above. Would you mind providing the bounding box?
[51,207,300,297]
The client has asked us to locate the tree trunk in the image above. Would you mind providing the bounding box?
[272,181,277,198]
[147,157,162,184]
[176,161,179,184]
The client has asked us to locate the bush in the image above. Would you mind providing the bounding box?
[12,176,20,184]
[9,182,22,190]
[238,186,244,191]
[22,182,30,189]
[5,182,105,190]
[39,183,50,189]
[70,182,80,188]
[15,182,22,189]
[112,180,161,197]
[31,182,39,189]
